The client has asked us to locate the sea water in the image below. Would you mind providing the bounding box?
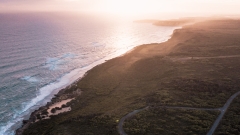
[0,13,178,135]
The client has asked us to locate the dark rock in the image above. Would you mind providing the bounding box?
[22,120,28,124]
[46,102,51,106]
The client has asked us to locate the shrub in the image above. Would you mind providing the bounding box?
[61,104,67,108]
[51,108,56,113]
[55,107,61,110]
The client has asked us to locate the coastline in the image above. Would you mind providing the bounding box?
[15,22,179,134]
[0,14,181,135]
[17,18,240,134]
[15,80,79,134]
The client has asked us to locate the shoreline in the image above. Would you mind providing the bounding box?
[15,23,179,135]
[0,14,179,135]
[15,80,80,135]
[16,18,240,134]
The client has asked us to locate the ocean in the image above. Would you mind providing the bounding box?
[0,13,177,135]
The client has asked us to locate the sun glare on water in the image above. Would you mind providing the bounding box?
[103,0,151,15]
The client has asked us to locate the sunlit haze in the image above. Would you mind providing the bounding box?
[1,0,240,18]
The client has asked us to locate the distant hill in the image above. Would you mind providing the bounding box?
[134,18,202,26]
[133,19,159,23]
[153,18,195,26]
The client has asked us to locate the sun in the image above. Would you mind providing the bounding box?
[56,0,174,17]
[99,0,159,17]
[95,0,175,17]
[106,0,146,15]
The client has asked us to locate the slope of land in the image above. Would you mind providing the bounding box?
[134,18,193,26]
[153,18,196,26]
[19,19,240,135]
[134,17,205,26]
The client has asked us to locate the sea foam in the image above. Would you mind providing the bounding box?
[21,76,39,83]
[44,53,77,70]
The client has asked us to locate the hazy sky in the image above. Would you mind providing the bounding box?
[1,0,240,18]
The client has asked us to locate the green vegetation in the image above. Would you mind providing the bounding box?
[21,19,240,135]
[215,95,240,135]
[22,114,118,135]
[124,108,219,135]
[51,108,56,113]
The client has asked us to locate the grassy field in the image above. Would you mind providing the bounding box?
[22,19,240,135]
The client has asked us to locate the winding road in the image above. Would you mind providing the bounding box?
[206,91,240,135]
[118,91,240,135]
[118,107,149,135]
